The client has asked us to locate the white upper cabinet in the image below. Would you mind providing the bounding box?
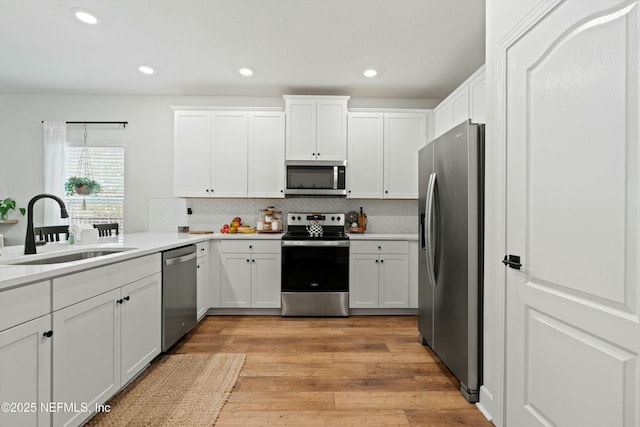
[384,112,426,199]
[434,65,485,139]
[211,111,248,198]
[174,111,211,197]
[248,112,285,198]
[174,109,284,198]
[348,111,427,199]
[347,112,384,198]
[284,95,349,160]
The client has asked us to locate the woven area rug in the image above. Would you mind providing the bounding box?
[85,353,246,427]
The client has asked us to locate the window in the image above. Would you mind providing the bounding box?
[64,144,125,231]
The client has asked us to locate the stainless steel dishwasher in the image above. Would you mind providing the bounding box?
[161,244,197,351]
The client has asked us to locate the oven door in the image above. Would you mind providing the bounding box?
[281,241,349,292]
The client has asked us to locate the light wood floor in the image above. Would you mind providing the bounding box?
[171,315,492,426]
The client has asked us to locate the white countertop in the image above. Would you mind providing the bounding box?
[0,230,415,291]
[347,233,418,241]
[0,232,214,291]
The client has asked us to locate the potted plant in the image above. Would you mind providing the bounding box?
[0,197,26,220]
[65,176,101,196]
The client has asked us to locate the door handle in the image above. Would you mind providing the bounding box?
[425,173,437,286]
[502,255,522,270]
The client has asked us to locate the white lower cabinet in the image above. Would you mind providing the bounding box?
[53,289,120,427]
[196,242,210,319]
[0,314,52,427]
[218,240,281,308]
[120,274,162,385]
[52,271,161,427]
[349,241,409,308]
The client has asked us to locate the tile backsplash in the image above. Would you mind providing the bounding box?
[148,198,418,234]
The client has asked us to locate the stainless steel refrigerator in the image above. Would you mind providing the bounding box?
[418,119,484,403]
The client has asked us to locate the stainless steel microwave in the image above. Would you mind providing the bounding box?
[285,160,347,197]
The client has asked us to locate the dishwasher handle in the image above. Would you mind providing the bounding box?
[164,251,196,266]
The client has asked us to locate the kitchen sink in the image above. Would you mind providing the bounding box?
[5,248,135,265]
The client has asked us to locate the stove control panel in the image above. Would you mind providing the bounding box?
[286,213,345,226]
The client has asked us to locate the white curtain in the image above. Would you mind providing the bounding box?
[42,121,67,224]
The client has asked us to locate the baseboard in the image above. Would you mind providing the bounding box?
[477,385,494,422]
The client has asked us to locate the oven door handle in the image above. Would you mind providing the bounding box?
[282,240,350,247]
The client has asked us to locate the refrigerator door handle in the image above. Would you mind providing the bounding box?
[425,172,437,286]
[420,213,426,250]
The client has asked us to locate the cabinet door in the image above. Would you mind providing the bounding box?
[347,112,384,198]
[211,111,248,197]
[0,315,51,427]
[469,72,486,124]
[174,111,212,197]
[248,112,285,197]
[384,113,426,199]
[197,256,209,319]
[251,253,281,308]
[220,254,251,308]
[286,98,316,160]
[316,99,347,160]
[435,103,454,139]
[379,254,409,308]
[53,289,120,427]
[349,254,379,308]
[120,273,161,385]
[451,88,470,129]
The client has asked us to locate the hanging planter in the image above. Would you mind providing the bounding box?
[65,176,101,196]
[65,123,101,206]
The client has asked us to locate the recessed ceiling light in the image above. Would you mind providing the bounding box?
[72,8,99,25]
[138,65,155,75]
[364,69,378,78]
[238,67,254,77]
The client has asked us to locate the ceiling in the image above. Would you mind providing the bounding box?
[0,0,485,99]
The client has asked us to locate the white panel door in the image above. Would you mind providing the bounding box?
[251,253,281,308]
[211,111,248,197]
[384,113,426,199]
[53,289,120,427]
[120,273,161,385]
[349,254,379,308]
[347,112,384,198]
[0,315,51,427]
[379,254,409,308]
[220,254,251,308]
[451,88,470,129]
[248,111,285,198]
[435,103,454,138]
[197,255,209,319]
[316,99,347,160]
[174,111,211,197]
[505,1,640,426]
[286,99,316,160]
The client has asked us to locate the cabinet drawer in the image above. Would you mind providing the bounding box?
[196,241,209,258]
[220,240,280,254]
[53,253,161,311]
[350,240,408,254]
[0,281,50,331]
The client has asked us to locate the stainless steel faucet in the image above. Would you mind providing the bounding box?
[24,194,69,255]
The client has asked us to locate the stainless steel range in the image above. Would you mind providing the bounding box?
[281,212,349,316]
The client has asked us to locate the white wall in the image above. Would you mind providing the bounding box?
[0,94,437,245]
[481,1,541,425]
